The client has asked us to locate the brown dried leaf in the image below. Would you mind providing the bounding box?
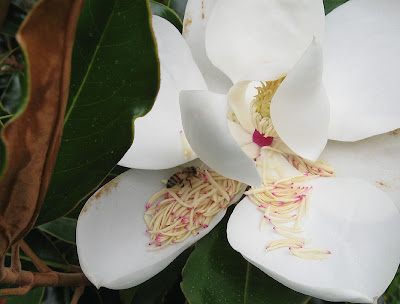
[0,0,83,260]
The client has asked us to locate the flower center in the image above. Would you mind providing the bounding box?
[250,77,285,146]
[252,129,273,147]
[144,167,243,249]
[252,78,285,119]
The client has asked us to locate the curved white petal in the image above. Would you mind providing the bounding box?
[227,120,253,146]
[118,16,206,169]
[77,160,236,289]
[227,81,254,134]
[320,131,400,211]
[228,177,400,303]
[324,0,400,141]
[205,0,325,83]
[271,39,329,161]
[183,0,233,94]
[180,90,261,187]
[239,62,290,83]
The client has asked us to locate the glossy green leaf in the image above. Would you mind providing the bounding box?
[0,2,26,35]
[168,0,187,21]
[323,0,349,14]
[150,1,182,32]
[120,287,138,304]
[0,0,10,32]
[22,229,70,270]
[36,0,159,225]
[384,267,400,304]
[130,247,192,304]
[181,207,310,304]
[38,217,77,245]
[5,287,45,303]
[5,229,70,271]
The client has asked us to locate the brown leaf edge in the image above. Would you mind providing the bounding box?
[0,0,84,261]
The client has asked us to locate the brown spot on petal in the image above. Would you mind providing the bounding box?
[389,128,400,136]
[183,12,192,34]
[94,180,119,200]
[80,179,119,215]
[377,181,389,188]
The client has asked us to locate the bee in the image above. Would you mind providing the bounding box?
[166,166,199,188]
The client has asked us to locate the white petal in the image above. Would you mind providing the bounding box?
[320,131,400,211]
[227,120,253,146]
[183,0,233,94]
[227,81,255,134]
[77,160,236,289]
[271,39,329,161]
[228,177,400,303]
[239,62,290,83]
[205,0,325,83]
[180,90,261,187]
[324,0,400,141]
[118,16,206,169]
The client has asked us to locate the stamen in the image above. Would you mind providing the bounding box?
[144,168,243,249]
[247,148,334,260]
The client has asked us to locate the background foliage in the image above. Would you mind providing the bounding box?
[0,0,398,303]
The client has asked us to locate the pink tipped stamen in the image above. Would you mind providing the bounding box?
[145,202,151,210]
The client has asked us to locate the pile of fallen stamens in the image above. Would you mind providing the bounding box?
[144,168,243,249]
[247,151,335,259]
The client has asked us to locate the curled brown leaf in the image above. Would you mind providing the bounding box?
[0,0,83,260]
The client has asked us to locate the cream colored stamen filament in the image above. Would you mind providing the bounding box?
[248,154,334,259]
[144,168,243,249]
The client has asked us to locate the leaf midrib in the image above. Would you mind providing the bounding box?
[64,0,118,124]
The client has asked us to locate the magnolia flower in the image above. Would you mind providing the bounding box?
[76,0,400,302]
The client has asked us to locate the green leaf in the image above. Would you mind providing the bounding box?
[36,0,159,225]
[130,247,192,304]
[11,229,71,271]
[150,0,183,32]
[181,207,310,304]
[168,0,188,21]
[38,217,77,244]
[5,287,45,303]
[384,267,400,303]
[0,71,26,115]
[1,2,27,35]
[120,287,138,304]
[323,0,349,15]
